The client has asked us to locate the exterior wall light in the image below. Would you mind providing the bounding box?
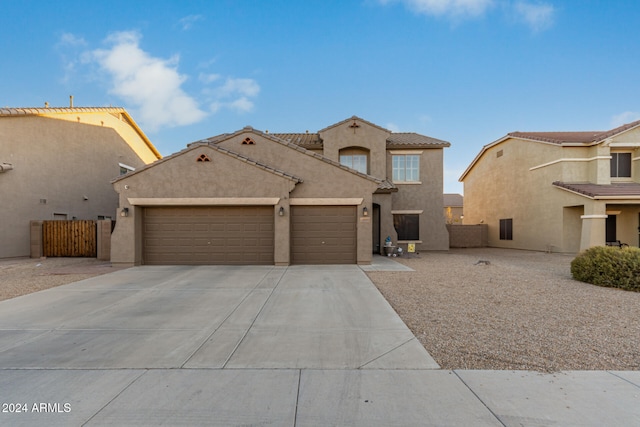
[120,207,129,217]
[279,206,285,216]
[363,206,368,216]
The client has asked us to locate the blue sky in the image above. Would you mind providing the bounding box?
[2,0,640,193]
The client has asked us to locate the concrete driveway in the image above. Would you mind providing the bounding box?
[2,260,638,426]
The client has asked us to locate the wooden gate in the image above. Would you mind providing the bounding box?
[42,220,97,257]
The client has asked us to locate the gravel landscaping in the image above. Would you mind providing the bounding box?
[1,249,639,372]
[368,248,640,372]
[0,257,123,301]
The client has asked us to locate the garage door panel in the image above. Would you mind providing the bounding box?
[291,206,357,265]
[144,206,274,265]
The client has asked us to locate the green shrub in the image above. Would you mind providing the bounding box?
[571,246,640,292]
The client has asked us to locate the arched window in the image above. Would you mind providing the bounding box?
[339,147,369,174]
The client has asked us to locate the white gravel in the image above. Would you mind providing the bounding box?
[368,248,640,372]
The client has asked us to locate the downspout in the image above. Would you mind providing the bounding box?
[0,163,13,173]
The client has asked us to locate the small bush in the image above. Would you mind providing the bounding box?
[571,246,640,292]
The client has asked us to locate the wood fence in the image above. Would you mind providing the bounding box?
[42,220,97,257]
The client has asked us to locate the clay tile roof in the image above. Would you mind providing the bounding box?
[271,133,322,149]
[387,132,450,148]
[552,182,640,199]
[0,106,129,115]
[509,119,640,145]
[375,179,398,193]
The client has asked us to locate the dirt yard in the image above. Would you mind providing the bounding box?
[368,248,640,372]
[0,257,124,301]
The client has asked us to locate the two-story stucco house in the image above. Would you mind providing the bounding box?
[111,116,450,266]
[0,106,161,258]
[460,120,640,253]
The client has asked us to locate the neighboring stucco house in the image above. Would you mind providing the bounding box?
[460,120,640,253]
[0,106,161,258]
[443,193,464,224]
[111,116,450,266]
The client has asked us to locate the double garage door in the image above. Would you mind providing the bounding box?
[143,205,357,265]
[143,206,274,265]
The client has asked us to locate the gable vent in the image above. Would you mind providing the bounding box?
[242,137,255,145]
[197,154,211,162]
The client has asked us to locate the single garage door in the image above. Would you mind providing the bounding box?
[143,206,274,265]
[291,205,357,264]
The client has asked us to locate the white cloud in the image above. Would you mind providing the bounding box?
[378,0,555,32]
[178,15,204,31]
[380,0,494,18]
[205,77,260,114]
[228,97,255,113]
[217,78,261,98]
[199,73,221,84]
[512,1,555,32]
[58,32,87,47]
[89,31,207,131]
[611,111,640,128]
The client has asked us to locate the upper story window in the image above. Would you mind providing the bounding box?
[611,152,632,178]
[339,148,369,174]
[392,154,420,182]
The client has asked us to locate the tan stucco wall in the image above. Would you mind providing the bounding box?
[463,134,640,253]
[112,137,379,265]
[111,144,297,266]
[319,121,390,178]
[386,148,449,250]
[0,115,157,258]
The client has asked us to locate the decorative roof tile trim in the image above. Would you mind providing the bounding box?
[552,181,640,199]
[113,142,303,184]
[194,127,385,187]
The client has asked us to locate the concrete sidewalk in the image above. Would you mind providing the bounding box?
[0,262,638,426]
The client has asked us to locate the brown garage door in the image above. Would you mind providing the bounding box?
[291,205,357,264]
[143,206,274,265]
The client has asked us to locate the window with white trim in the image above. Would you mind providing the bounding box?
[392,154,420,182]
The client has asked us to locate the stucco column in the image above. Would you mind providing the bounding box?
[274,201,290,266]
[579,202,607,251]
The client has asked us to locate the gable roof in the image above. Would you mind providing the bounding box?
[509,119,640,145]
[460,119,640,181]
[192,126,395,193]
[272,116,450,149]
[319,115,390,134]
[113,141,303,184]
[0,106,162,160]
